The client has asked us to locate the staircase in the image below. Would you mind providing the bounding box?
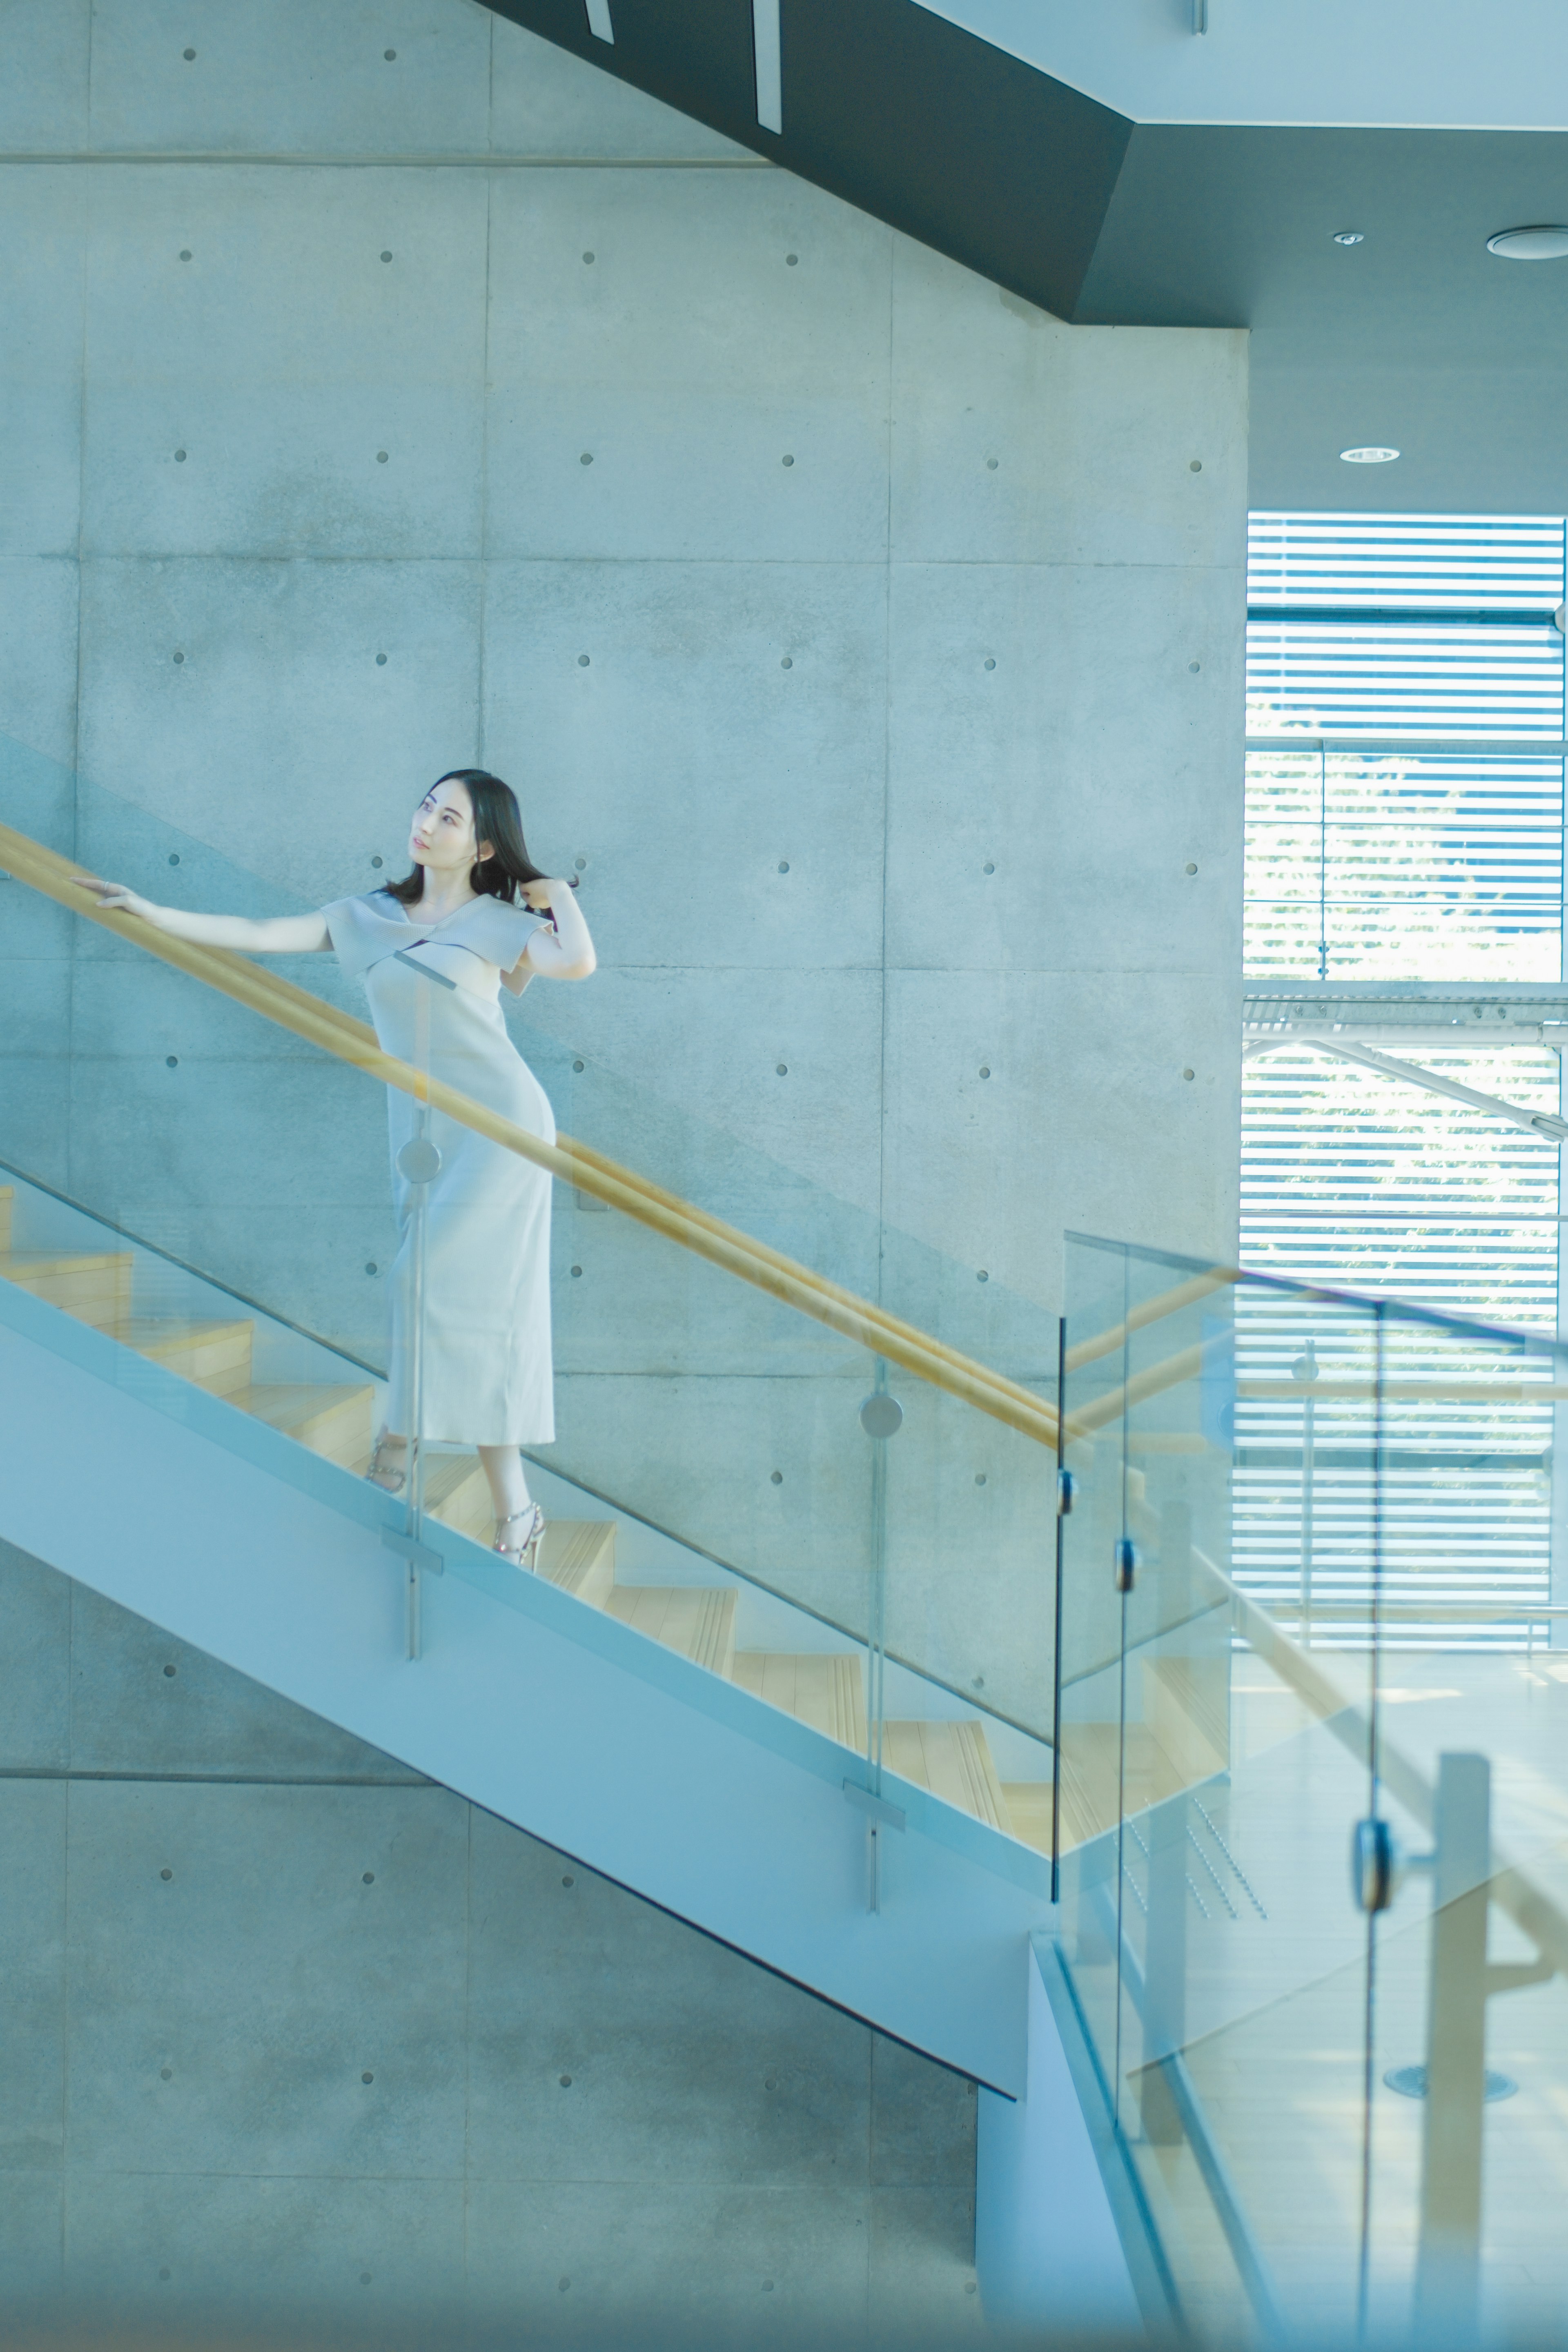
[0,1184,1053,1849]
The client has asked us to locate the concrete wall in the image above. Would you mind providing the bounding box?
[0,12,1245,1731]
[0,1533,978,2334]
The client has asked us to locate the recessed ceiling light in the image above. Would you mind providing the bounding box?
[1340,447,1400,464]
[1487,225,1568,260]
[1333,231,1365,246]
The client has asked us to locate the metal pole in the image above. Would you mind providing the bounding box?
[1292,1341,1319,1647]
[859,1380,902,1913]
[1140,1795,1189,2146]
[1413,1753,1492,2334]
[390,963,449,1661]
[1051,1314,1067,1902]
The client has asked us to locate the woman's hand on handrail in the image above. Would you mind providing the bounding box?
[71,876,331,955]
[511,876,596,987]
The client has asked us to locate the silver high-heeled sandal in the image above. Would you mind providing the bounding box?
[366,1430,408,1494]
[494,1502,546,1571]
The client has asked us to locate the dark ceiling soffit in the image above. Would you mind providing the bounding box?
[483,0,1133,321]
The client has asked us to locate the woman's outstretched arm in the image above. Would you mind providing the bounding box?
[71,878,331,954]
[505,879,597,992]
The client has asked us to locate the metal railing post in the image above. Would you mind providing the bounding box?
[1414,1753,1491,2332]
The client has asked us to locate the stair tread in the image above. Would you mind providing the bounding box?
[407,1459,617,1604]
[112,1314,253,1348]
[0,1248,134,1278]
[733,1651,867,1753]
[606,1584,735,1676]
[238,1382,376,1433]
[422,1454,490,1508]
[1056,1722,1198,1848]
[111,1314,256,1400]
[880,1718,1013,1836]
[1000,1783,1054,1855]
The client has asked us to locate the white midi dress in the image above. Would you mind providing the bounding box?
[321,888,556,1447]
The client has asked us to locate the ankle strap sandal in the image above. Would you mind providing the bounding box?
[494,1503,546,1572]
[366,1432,408,1495]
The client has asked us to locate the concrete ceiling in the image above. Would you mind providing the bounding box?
[490,0,1568,516]
[912,0,1568,131]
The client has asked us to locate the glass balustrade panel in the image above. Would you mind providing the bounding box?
[1364,1297,1568,2340]
[1058,1234,1387,2343]
[1,743,1063,1839]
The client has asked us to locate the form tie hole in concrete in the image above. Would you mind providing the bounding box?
[179,249,191,261]
[160,1868,173,1881]
[781,453,794,466]
[559,2278,571,2293]
[174,450,186,462]
[580,452,593,465]
[362,1871,375,1883]
[384,48,397,59]
[381,251,392,263]
[780,655,792,668]
[572,1058,585,1072]
[983,657,995,670]
[975,1473,987,1486]
[574,856,588,870]
[762,2282,775,2293]
[1185,861,1198,874]
[1183,1067,1195,1081]
[976,1270,989,1283]
[163,1663,176,1677]
[182,47,195,59]
[979,1065,990,1078]
[973,1674,985,1689]
[165,1056,178,1069]
[764,2075,777,2089]
[986,457,998,470]
[159,2269,172,2281]
[376,450,388,463]
[365,1261,377,1276]
[1190,459,1203,472]
[562,1874,575,1886]
[777,860,789,873]
[771,1470,783,1485]
[362,2071,374,2083]
[371,855,383,868]
[583,251,595,263]
[360,2274,372,2287]
[577,653,590,666]
[775,1062,788,1076]
[786,253,798,265]
[375,653,387,665]
[160,2066,173,2079]
[983,860,995,873]
[1188,660,1200,673]
[169,852,180,864]
[172,652,185,665]
[570,1265,582,1278]
[559,2074,572,2087]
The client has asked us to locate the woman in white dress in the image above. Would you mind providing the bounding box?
[74,771,596,1568]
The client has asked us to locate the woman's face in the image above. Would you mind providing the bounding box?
[409,780,492,877]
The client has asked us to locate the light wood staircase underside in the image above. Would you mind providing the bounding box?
[2,1187,1230,1860]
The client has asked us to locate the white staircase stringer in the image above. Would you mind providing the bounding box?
[0,1287,1053,2096]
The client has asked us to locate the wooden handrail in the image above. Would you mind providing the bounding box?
[1062,1268,1239,1374]
[0,822,1058,1450]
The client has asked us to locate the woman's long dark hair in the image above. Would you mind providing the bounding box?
[387,770,573,908]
